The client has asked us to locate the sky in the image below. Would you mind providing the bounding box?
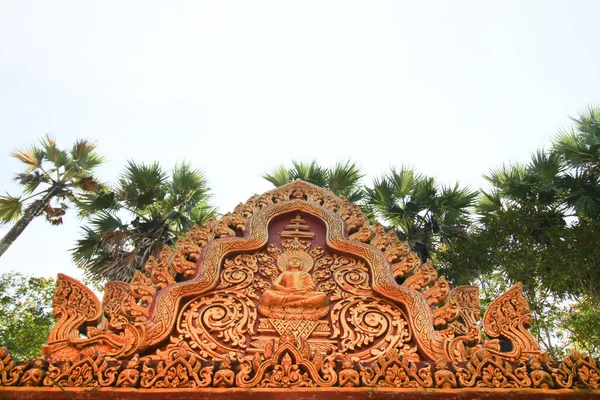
[1,1,599,282]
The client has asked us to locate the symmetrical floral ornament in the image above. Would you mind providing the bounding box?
[236,331,337,388]
[359,349,433,388]
[0,180,598,397]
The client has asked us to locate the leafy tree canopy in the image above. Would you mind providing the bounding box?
[264,160,365,203]
[0,272,55,360]
[438,106,600,358]
[72,161,216,282]
[0,136,103,258]
[366,166,477,261]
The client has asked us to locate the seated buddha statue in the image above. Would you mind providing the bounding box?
[258,250,329,320]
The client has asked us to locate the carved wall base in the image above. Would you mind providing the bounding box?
[1,387,599,399]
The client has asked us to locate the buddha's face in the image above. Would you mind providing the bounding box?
[287,257,303,271]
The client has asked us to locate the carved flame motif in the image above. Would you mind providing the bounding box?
[3,180,587,395]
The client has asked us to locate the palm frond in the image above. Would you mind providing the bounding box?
[263,165,292,187]
[365,175,405,223]
[413,176,438,211]
[119,161,168,209]
[290,160,328,186]
[477,189,504,216]
[11,146,45,172]
[528,149,563,184]
[389,166,419,199]
[42,203,67,225]
[554,106,600,170]
[190,205,217,226]
[327,160,363,195]
[438,183,477,219]
[89,211,127,232]
[72,176,102,193]
[69,139,103,170]
[13,171,46,194]
[0,194,23,223]
[560,171,600,219]
[172,163,205,190]
[168,163,210,208]
[40,135,68,171]
[77,189,118,216]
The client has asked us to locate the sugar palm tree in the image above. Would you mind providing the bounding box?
[72,161,216,282]
[263,160,365,202]
[552,105,600,220]
[478,149,564,219]
[365,166,477,261]
[0,136,103,258]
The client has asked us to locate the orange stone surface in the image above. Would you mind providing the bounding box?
[0,181,598,396]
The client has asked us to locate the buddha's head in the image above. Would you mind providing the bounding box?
[286,256,303,271]
[277,250,314,272]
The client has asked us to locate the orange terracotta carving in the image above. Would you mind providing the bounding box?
[0,180,597,396]
[482,283,541,361]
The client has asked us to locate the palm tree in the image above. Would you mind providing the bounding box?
[552,105,600,220]
[365,166,477,261]
[72,161,216,282]
[263,160,365,202]
[478,149,564,219]
[0,136,103,258]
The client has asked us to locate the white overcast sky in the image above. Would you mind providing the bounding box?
[1,1,599,281]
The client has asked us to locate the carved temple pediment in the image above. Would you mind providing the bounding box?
[1,181,598,398]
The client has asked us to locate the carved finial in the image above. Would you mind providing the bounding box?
[280,215,316,240]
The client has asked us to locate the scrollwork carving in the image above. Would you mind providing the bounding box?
[331,297,414,362]
[0,348,25,386]
[403,262,438,291]
[549,350,600,389]
[359,350,433,388]
[3,180,595,394]
[42,352,118,387]
[454,348,532,388]
[175,292,257,360]
[236,333,336,388]
[140,347,213,388]
[448,286,481,336]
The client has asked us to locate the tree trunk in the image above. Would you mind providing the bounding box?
[0,191,55,258]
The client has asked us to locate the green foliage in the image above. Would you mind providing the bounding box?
[0,195,23,224]
[0,272,55,360]
[553,106,600,220]
[0,135,103,225]
[0,136,104,257]
[73,161,216,282]
[263,160,365,202]
[561,296,600,357]
[438,106,600,357]
[366,166,477,261]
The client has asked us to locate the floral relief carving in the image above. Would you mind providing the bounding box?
[359,349,433,388]
[454,349,532,388]
[236,332,337,388]
[140,347,213,388]
[1,180,597,395]
[549,350,600,389]
[0,347,24,386]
